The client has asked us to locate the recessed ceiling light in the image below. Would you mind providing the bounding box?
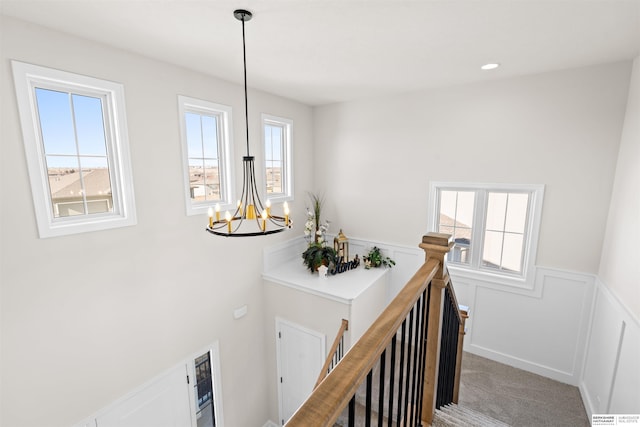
[481,63,500,71]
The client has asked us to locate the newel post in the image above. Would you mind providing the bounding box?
[420,232,454,425]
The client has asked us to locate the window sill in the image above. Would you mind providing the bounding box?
[447,263,535,292]
[40,212,137,238]
[265,194,293,205]
[186,201,235,217]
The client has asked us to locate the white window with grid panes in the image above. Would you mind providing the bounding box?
[12,61,137,238]
[178,96,235,216]
[428,182,544,288]
[262,114,293,202]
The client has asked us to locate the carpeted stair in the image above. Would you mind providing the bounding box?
[432,404,512,427]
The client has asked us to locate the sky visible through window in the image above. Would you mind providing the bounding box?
[35,87,113,217]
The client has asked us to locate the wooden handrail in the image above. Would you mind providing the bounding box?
[286,258,440,427]
[314,318,349,389]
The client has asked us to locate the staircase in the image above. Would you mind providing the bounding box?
[432,404,511,427]
[288,234,475,427]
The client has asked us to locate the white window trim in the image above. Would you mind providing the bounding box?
[428,181,545,289]
[177,95,235,216]
[12,60,137,238]
[261,114,293,203]
[187,340,225,427]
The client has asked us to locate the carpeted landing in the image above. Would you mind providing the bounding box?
[459,352,590,427]
[332,351,589,426]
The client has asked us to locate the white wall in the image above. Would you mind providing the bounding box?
[311,61,635,402]
[0,16,314,427]
[313,62,631,274]
[598,56,640,319]
[580,56,640,417]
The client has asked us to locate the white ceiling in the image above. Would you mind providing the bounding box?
[2,0,639,106]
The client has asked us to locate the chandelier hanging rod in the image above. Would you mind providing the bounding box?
[235,9,252,156]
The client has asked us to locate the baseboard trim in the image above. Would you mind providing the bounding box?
[262,421,279,427]
[466,344,578,386]
[579,380,596,419]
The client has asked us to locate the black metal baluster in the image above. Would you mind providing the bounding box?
[411,295,424,425]
[378,349,386,427]
[403,308,414,426]
[409,296,421,427]
[396,320,406,427]
[436,295,449,408]
[416,288,428,421]
[448,291,459,404]
[366,370,373,427]
[349,395,356,427]
[388,335,397,427]
[447,295,454,407]
[449,298,460,404]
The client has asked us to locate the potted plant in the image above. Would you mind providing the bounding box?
[363,246,396,269]
[302,243,337,273]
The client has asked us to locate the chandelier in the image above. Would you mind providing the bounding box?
[207,9,291,237]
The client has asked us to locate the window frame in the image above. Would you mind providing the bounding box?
[428,182,544,289]
[261,114,293,203]
[187,341,225,427]
[12,61,137,238]
[177,95,235,216]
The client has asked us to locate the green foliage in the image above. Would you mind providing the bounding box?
[302,243,337,273]
[363,246,396,269]
[308,192,324,228]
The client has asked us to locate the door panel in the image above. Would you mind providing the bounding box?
[276,318,325,425]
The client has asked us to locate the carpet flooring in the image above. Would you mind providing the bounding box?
[333,350,590,426]
[433,404,511,426]
[458,352,590,427]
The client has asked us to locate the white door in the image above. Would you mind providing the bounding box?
[97,364,193,427]
[276,318,325,426]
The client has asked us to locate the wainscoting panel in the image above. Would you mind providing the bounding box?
[263,237,307,272]
[386,246,425,302]
[455,267,595,385]
[609,319,640,413]
[263,238,596,387]
[580,279,640,416]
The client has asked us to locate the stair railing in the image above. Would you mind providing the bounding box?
[286,233,467,426]
[314,318,349,389]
